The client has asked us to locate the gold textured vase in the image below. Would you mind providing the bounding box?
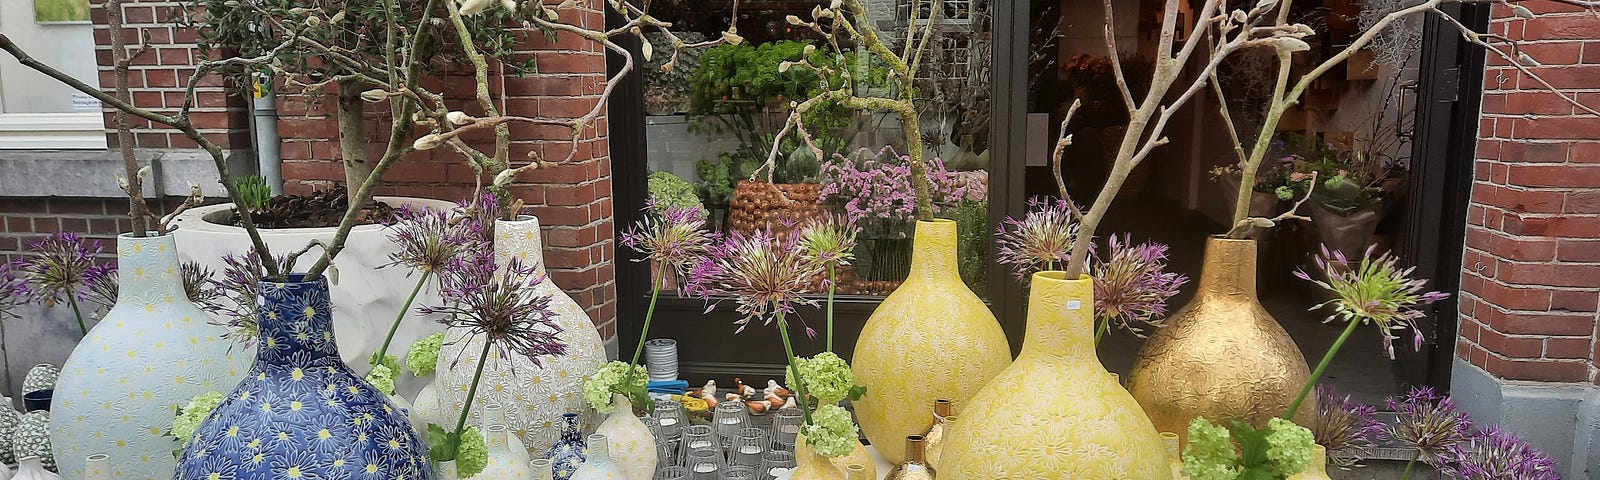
[939,272,1173,479]
[852,219,1011,463]
[885,435,936,480]
[1128,237,1316,443]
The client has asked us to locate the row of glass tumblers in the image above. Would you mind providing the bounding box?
[646,399,807,479]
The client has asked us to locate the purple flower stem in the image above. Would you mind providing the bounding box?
[1286,318,1363,420]
[371,271,430,367]
[68,294,87,335]
[776,309,814,425]
[449,339,494,460]
[625,267,668,387]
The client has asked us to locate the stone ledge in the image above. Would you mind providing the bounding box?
[0,149,253,198]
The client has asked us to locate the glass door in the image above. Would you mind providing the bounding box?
[0,0,105,149]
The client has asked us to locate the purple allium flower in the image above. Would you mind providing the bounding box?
[1438,426,1560,480]
[15,232,101,308]
[1313,384,1383,469]
[797,213,859,268]
[82,262,118,313]
[382,205,489,277]
[424,252,568,365]
[620,204,717,293]
[995,196,1079,281]
[1093,234,1185,336]
[0,262,27,320]
[206,248,288,345]
[79,260,223,319]
[1297,244,1451,359]
[700,228,824,333]
[181,261,221,311]
[1385,386,1473,466]
[457,190,503,243]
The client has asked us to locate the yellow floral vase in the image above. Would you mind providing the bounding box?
[939,272,1172,479]
[1128,238,1316,444]
[790,440,845,480]
[851,219,1011,463]
[795,431,876,478]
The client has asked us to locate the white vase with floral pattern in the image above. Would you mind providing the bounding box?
[569,434,625,480]
[593,395,656,480]
[436,216,606,455]
[48,233,251,480]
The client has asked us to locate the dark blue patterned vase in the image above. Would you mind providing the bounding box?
[545,413,586,480]
[175,275,433,480]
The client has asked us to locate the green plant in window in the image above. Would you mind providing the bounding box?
[944,200,989,294]
[647,171,708,218]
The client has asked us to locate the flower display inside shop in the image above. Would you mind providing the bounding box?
[422,252,568,478]
[821,146,983,233]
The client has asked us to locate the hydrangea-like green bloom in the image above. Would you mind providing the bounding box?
[170,391,225,444]
[365,364,397,396]
[407,332,445,377]
[1182,418,1241,480]
[456,426,489,478]
[374,354,401,377]
[801,404,859,458]
[1266,417,1316,476]
[786,352,855,405]
[583,361,648,414]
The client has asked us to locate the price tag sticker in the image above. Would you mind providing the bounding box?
[1066,300,1083,311]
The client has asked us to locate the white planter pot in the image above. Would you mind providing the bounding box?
[170,196,457,395]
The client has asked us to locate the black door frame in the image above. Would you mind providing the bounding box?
[1394,3,1490,391]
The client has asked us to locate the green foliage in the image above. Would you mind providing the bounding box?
[34,0,90,22]
[1183,417,1317,480]
[944,200,989,294]
[406,332,445,377]
[582,361,652,414]
[695,152,761,206]
[785,352,863,406]
[801,404,860,458]
[428,424,487,477]
[234,176,273,213]
[647,171,707,217]
[364,363,397,395]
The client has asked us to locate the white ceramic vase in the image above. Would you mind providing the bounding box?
[48,233,251,480]
[436,216,606,455]
[410,380,444,435]
[84,453,110,480]
[593,395,657,480]
[482,403,531,467]
[479,424,535,480]
[12,456,60,480]
[569,434,626,480]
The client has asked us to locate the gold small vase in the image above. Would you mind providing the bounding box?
[1128,237,1317,443]
[885,435,936,480]
[853,220,1012,463]
[921,399,953,470]
[1287,445,1334,480]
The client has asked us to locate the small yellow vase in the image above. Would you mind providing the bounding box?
[1287,445,1334,480]
[791,440,845,480]
[794,431,876,478]
[1162,432,1188,480]
[852,219,1011,463]
[1128,238,1317,444]
[939,272,1173,479]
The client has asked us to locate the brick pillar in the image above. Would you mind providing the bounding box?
[272,0,618,344]
[1453,2,1600,477]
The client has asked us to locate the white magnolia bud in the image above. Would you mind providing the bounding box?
[778,61,794,73]
[459,0,493,15]
[136,165,152,180]
[413,134,445,150]
[1273,37,1311,53]
[304,16,322,28]
[787,14,804,25]
[500,0,517,11]
[447,111,473,125]
[1511,4,1536,19]
[360,89,388,102]
[723,30,745,45]
[642,39,654,61]
[330,11,345,24]
[492,169,517,188]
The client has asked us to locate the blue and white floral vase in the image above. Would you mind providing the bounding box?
[50,232,251,480]
[437,217,606,455]
[545,413,586,480]
[174,274,434,480]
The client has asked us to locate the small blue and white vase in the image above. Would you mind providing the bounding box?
[175,275,434,480]
[545,413,586,480]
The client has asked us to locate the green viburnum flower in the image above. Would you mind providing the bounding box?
[1265,417,1316,476]
[365,364,397,396]
[801,404,859,458]
[170,391,225,444]
[785,352,861,405]
[1183,418,1241,480]
[583,361,648,414]
[407,332,445,377]
[456,426,488,478]
[373,354,400,376]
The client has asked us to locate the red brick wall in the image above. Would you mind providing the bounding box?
[90,0,251,149]
[0,198,190,264]
[1459,0,1600,384]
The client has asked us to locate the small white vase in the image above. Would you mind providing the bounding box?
[84,453,110,480]
[570,434,625,480]
[12,457,60,480]
[531,458,555,480]
[480,424,534,480]
[593,394,657,480]
[436,460,460,480]
[482,404,531,464]
[411,380,444,434]
[0,458,12,480]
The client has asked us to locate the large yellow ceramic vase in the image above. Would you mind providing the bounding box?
[1128,238,1316,443]
[939,272,1172,479]
[851,219,1012,463]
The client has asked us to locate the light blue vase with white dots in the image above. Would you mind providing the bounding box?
[49,232,252,480]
